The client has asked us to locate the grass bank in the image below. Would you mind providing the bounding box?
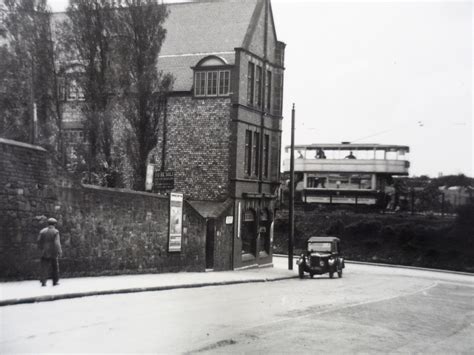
[273,205,474,273]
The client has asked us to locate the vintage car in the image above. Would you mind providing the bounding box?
[296,236,345,279]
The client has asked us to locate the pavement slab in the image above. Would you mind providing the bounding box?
[0,265,298,306]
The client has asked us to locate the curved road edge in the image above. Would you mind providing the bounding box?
[272,254,474,276]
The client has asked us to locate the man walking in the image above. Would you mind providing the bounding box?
[37,218,62,286]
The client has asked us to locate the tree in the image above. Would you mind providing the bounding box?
[0,0,64,161]
[112,0,173,190]
[62,0,116,184]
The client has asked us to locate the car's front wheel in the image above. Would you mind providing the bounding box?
[338,268,343,278]
[329,271,334,279]
[298,265,304,279]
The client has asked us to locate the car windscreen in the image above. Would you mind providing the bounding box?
[308,242,332,252]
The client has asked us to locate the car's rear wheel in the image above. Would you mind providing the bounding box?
[298,265,304,279]
[310,273,314,279]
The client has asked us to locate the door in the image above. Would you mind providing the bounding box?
[206,219,215,269]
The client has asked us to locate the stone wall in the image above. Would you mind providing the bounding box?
[0,138,206,280]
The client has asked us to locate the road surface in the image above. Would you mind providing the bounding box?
[1,259,473,353]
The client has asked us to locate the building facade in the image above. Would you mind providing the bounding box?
[60,0,285,270]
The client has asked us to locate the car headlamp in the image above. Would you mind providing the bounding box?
[328,258,335,265]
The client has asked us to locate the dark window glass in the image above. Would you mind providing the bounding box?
[255,65,262,107]
[253,131,260,176]
[219,70,230,95]
[273,71,283,115]
[259,210,271,254]
[247,62,255,105]
[195,72,206,96]
[207,71,217,96]
[255,65,262,108]
[242,210,257,255]
[245,130,252,176]
[263,134,269,178]
[266,70,272,111]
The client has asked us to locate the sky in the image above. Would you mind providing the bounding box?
[48,0,473,178]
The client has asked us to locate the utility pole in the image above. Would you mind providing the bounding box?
[288,103,295,270]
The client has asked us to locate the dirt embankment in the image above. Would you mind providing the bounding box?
[273,206,474,273]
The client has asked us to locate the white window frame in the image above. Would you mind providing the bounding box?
[194,69,231,97]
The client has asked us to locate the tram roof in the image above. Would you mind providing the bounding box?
[285,143,410,152]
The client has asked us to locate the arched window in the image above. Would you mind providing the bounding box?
[241,209,257,255]
[193,56,231,98]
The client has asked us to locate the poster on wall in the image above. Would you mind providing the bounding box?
[145,164,155,191]
[168,193,183,252]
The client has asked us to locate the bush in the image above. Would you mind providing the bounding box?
[345,220,382,236]
[326,219,344,236]
[455,204,474,227]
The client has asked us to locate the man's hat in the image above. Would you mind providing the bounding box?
[47,218,58,225]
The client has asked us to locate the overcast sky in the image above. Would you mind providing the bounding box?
[48,0,473,178]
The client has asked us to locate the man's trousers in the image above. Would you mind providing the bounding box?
[40,257,59,285]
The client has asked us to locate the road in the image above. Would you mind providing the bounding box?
[1,259,473,354]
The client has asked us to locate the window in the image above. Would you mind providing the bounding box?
[252,131,260,176]
[219,70,230,95]
[194,70,230,97]
[255,65,262,108]
[244,130,252,176]
[195,72,206,96]
[247,62,255,105]
[266,70,272,111]
[273,71,283,115]
[207,71,217,96]
[263,134,269,178]
[66,78,84,101]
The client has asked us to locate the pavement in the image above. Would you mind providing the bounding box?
[2,256,471,307]
[0,262,299,307]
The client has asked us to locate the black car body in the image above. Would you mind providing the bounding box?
[296,236,345,279]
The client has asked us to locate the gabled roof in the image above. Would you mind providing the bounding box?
[161,0,259,57]
[160,0,260,91]
[51,0,263,92]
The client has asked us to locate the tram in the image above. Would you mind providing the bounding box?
[282,143,410,206]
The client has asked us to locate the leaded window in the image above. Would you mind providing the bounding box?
[219,70,230,95]
[195,72,206,96]
[194,70,230,97]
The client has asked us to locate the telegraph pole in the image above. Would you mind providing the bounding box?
[288,103,295,270]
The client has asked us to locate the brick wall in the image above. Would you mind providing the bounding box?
[155,96,232,201]
[0,138,206,280]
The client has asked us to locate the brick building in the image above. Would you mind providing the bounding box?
[60,0,285,270]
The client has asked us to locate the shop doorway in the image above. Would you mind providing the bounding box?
[206,219,215,269]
